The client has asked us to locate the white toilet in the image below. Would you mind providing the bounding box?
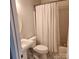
[30,36,48,59]
[33,45,48,59]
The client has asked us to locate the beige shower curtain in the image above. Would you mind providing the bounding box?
[36,2,60,54]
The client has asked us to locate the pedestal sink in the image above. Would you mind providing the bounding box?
[21,39,34,59]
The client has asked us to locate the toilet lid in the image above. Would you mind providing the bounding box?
[33,45,48,54]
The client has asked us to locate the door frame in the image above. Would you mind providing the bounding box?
[10,0,22,59]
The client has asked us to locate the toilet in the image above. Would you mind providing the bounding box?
[30,36,48,59]
[33,45,48,59]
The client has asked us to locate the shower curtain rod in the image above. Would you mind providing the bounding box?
[34,0,66,7]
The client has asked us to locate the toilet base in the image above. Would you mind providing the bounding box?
[40,54,47,59]
[33,53,47,59]
[33,55,39,59]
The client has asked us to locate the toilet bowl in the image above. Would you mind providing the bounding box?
[29,36,48,59]
[33,45,48,59]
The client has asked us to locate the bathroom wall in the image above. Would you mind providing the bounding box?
[33,0,41,5]
[58,1,69,47]
[41,0,58,3]
[16,0,35,39]
[40,0,68,3]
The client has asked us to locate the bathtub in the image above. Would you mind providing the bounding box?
[59,46,67,55]
[54,46,67,59]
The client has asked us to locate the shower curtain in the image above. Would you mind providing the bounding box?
[35,2,60,54]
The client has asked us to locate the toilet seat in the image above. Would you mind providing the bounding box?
[33,45,48,54]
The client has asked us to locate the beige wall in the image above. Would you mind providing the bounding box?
[59,5,69,46]
[33,0,41,5]
[41,0,58,3]
[16,0,35,39]
[41,0,68,3]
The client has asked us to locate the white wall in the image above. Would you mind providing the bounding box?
[16,0,35,39]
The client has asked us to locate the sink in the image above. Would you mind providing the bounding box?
[21,39,34,51]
